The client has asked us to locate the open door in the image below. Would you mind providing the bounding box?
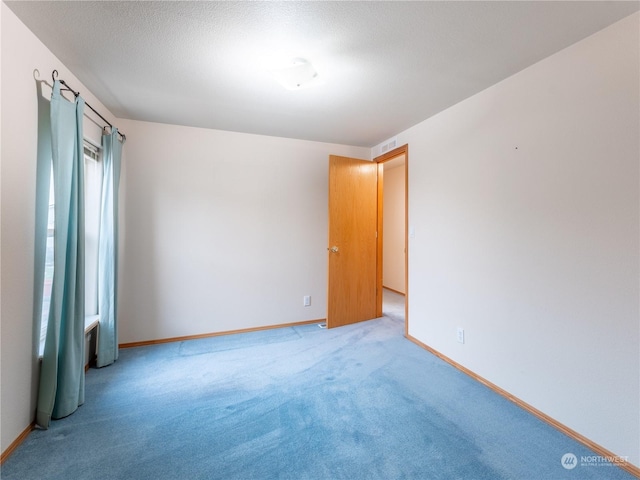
[327,155,378,328]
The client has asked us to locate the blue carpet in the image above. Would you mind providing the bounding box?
[1,314,634,480]
[179,327,302,356]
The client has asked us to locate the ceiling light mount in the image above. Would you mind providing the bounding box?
[270,57,320,91]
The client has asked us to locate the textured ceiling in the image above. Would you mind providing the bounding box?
[6,1,639,147]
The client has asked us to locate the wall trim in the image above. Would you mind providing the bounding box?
[382,286,406,296]
[1,422,35,465]
[119,319,326,349]
[406,334,640,478]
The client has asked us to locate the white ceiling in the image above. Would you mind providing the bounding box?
[6,1,639,147]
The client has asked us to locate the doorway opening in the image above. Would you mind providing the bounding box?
[382,287,405,324]
[326,145,408,332]
[375,146,408,333]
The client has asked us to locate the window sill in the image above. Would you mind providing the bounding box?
[85,315,100,333]
[38,315,100,358]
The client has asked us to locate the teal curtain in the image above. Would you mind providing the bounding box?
[36,80,86,428]
[96,128,123,367]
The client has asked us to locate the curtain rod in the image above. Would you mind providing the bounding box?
[51,70,126,142]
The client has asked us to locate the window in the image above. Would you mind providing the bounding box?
[39,142,103,354]
[40,172,55,353]
[84,144,102,316]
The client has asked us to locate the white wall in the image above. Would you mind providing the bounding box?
[397,13,639,466]
[117,119,369,343]
[382,162,405,294]
[0,3,118,454]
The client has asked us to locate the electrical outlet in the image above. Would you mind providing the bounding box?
[456,327,465,344]
[303,295,311,307]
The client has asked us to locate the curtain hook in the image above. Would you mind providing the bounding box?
[52,70,59,83]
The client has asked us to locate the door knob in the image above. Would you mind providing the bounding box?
[329,246,339,253]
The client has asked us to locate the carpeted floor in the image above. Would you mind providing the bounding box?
[1,290,634,479]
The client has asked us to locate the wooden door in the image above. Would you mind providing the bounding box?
[327,155,378,328]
